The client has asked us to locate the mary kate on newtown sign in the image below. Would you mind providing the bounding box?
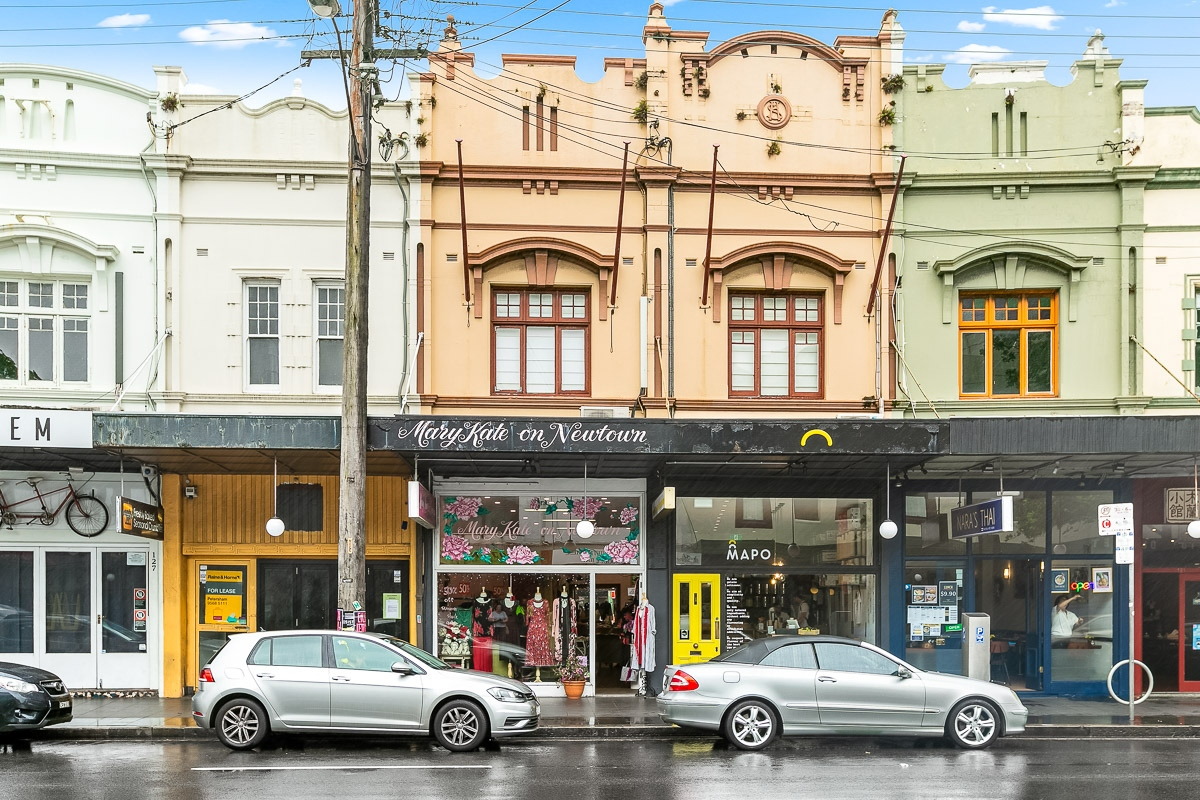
[372,417,947,455]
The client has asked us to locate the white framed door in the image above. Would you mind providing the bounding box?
[0,546,154,690]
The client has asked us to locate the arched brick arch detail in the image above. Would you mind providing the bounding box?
[706,241,856,324]
[469,238,614,320]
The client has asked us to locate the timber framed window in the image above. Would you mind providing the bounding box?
[493,289,588,395]
[0,278,90,384]
[729,293,822,397]
[314,282,345,388]
[245,281,280,388]
[959,292,1057,397]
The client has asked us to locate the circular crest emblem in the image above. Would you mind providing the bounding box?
[756,95,792,130]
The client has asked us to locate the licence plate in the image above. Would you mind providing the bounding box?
[57,701,71,709]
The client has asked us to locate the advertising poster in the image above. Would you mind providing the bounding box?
[201,566,246,625]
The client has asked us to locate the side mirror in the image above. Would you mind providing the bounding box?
[894,667,912,679]
[391,662,416,676]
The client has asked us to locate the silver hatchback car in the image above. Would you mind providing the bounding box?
[192,630,539,751]
[657,635,1027,751]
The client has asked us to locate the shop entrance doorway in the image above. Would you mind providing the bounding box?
[0,546,153,690]
[974,559,1042,691]
[673,574,720,665]
[257,559,409,637]
[1142,571,1200,692]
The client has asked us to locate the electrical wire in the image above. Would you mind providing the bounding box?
[429,69,1200,259]
[162,61,310,134]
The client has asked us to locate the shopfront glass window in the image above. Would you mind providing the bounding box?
[903,561,965,674]
[720,573,874,648]
[436,571,592,684]
[439,493,642,567]
[1051,491,1115,555]
[972,492,1046,554]
[1049,561,1114,683]
[903,494,967,555]
[675,496,873,568]
[0,551,33,653]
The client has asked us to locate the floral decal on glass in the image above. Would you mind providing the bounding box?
[503,545,537,565]
[443,496,484,520]
[441,534,471,561]
[602,539,639,564]
[439,493,641,565]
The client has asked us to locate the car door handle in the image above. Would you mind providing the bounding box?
[331,675,351,682]
[818,676,837,683]
[255,672,275,679]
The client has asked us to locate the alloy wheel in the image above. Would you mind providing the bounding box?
[439,706,480,747]
[951,702,997,748]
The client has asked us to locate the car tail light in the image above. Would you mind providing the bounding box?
[199,667,215,683]
[667,670,699,692]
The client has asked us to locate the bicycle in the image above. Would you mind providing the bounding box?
[0,474,109,537]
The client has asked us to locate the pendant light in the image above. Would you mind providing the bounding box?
[265,458,286,537]
[576,459,595,538]
[879,460,898,539]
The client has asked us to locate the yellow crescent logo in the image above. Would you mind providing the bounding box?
[800,429,833,447]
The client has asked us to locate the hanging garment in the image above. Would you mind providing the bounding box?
[524,599,555,666]
[472,600,493,638]
[552,596,578,664]
[472,635,493,671]
[630,602,657,672]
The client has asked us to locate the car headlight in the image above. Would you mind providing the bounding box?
[0,676,40,694]
[487,686,528,703]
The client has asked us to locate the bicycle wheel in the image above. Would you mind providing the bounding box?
[66,495,109,537]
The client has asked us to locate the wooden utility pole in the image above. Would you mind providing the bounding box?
[303,2,425,623]
[336,0,373,619]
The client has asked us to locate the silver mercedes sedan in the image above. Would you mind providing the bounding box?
[192,630,539,751]
[657,635,1027,751]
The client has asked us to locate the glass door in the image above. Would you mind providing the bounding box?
[44,550,93,689]
[194,561,252,685]
[1180,575,1200,692]
[974,559,1042,691]
[672,573,721,665]
[98,549,150,689]
[258,560,336,630]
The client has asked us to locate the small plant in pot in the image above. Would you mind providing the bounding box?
[558,632,590,697]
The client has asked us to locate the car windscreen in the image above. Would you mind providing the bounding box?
[710,639,769,664]
[379,637,453,670]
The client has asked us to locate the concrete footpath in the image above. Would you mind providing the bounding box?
[31,692,1200,741]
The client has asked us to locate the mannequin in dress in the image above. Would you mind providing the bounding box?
[525,586,554,681]
[552,587,577,666]
[630,589,657,697]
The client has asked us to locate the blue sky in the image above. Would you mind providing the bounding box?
[3,1,1199,109]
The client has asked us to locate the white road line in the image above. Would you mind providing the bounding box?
[192,765,493,772]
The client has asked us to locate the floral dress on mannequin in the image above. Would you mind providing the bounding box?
[524,597,555,667]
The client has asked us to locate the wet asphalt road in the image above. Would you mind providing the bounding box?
[0,736,1191,800]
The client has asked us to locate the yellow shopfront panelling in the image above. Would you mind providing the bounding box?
[164,473,415,696]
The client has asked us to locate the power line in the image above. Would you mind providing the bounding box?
[451,54,1113,161]
[427,68,1200,259]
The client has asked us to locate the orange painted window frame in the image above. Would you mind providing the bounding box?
[958,291,1058,398]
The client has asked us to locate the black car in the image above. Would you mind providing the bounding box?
[0,662,73,737]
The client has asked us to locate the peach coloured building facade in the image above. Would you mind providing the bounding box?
[410,6,904,418]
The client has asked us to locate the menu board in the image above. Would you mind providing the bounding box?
[724,575,752,651]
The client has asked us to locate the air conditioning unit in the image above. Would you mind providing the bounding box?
[579,406,631,419]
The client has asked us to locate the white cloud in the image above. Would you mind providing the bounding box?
[1104,0,1122,6]
[179,20,279,49]
[957,20,986,32]
[945,44,1012,64]
[98,13,150,28]
[659,0,686,5]
[981,5,1064,30]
